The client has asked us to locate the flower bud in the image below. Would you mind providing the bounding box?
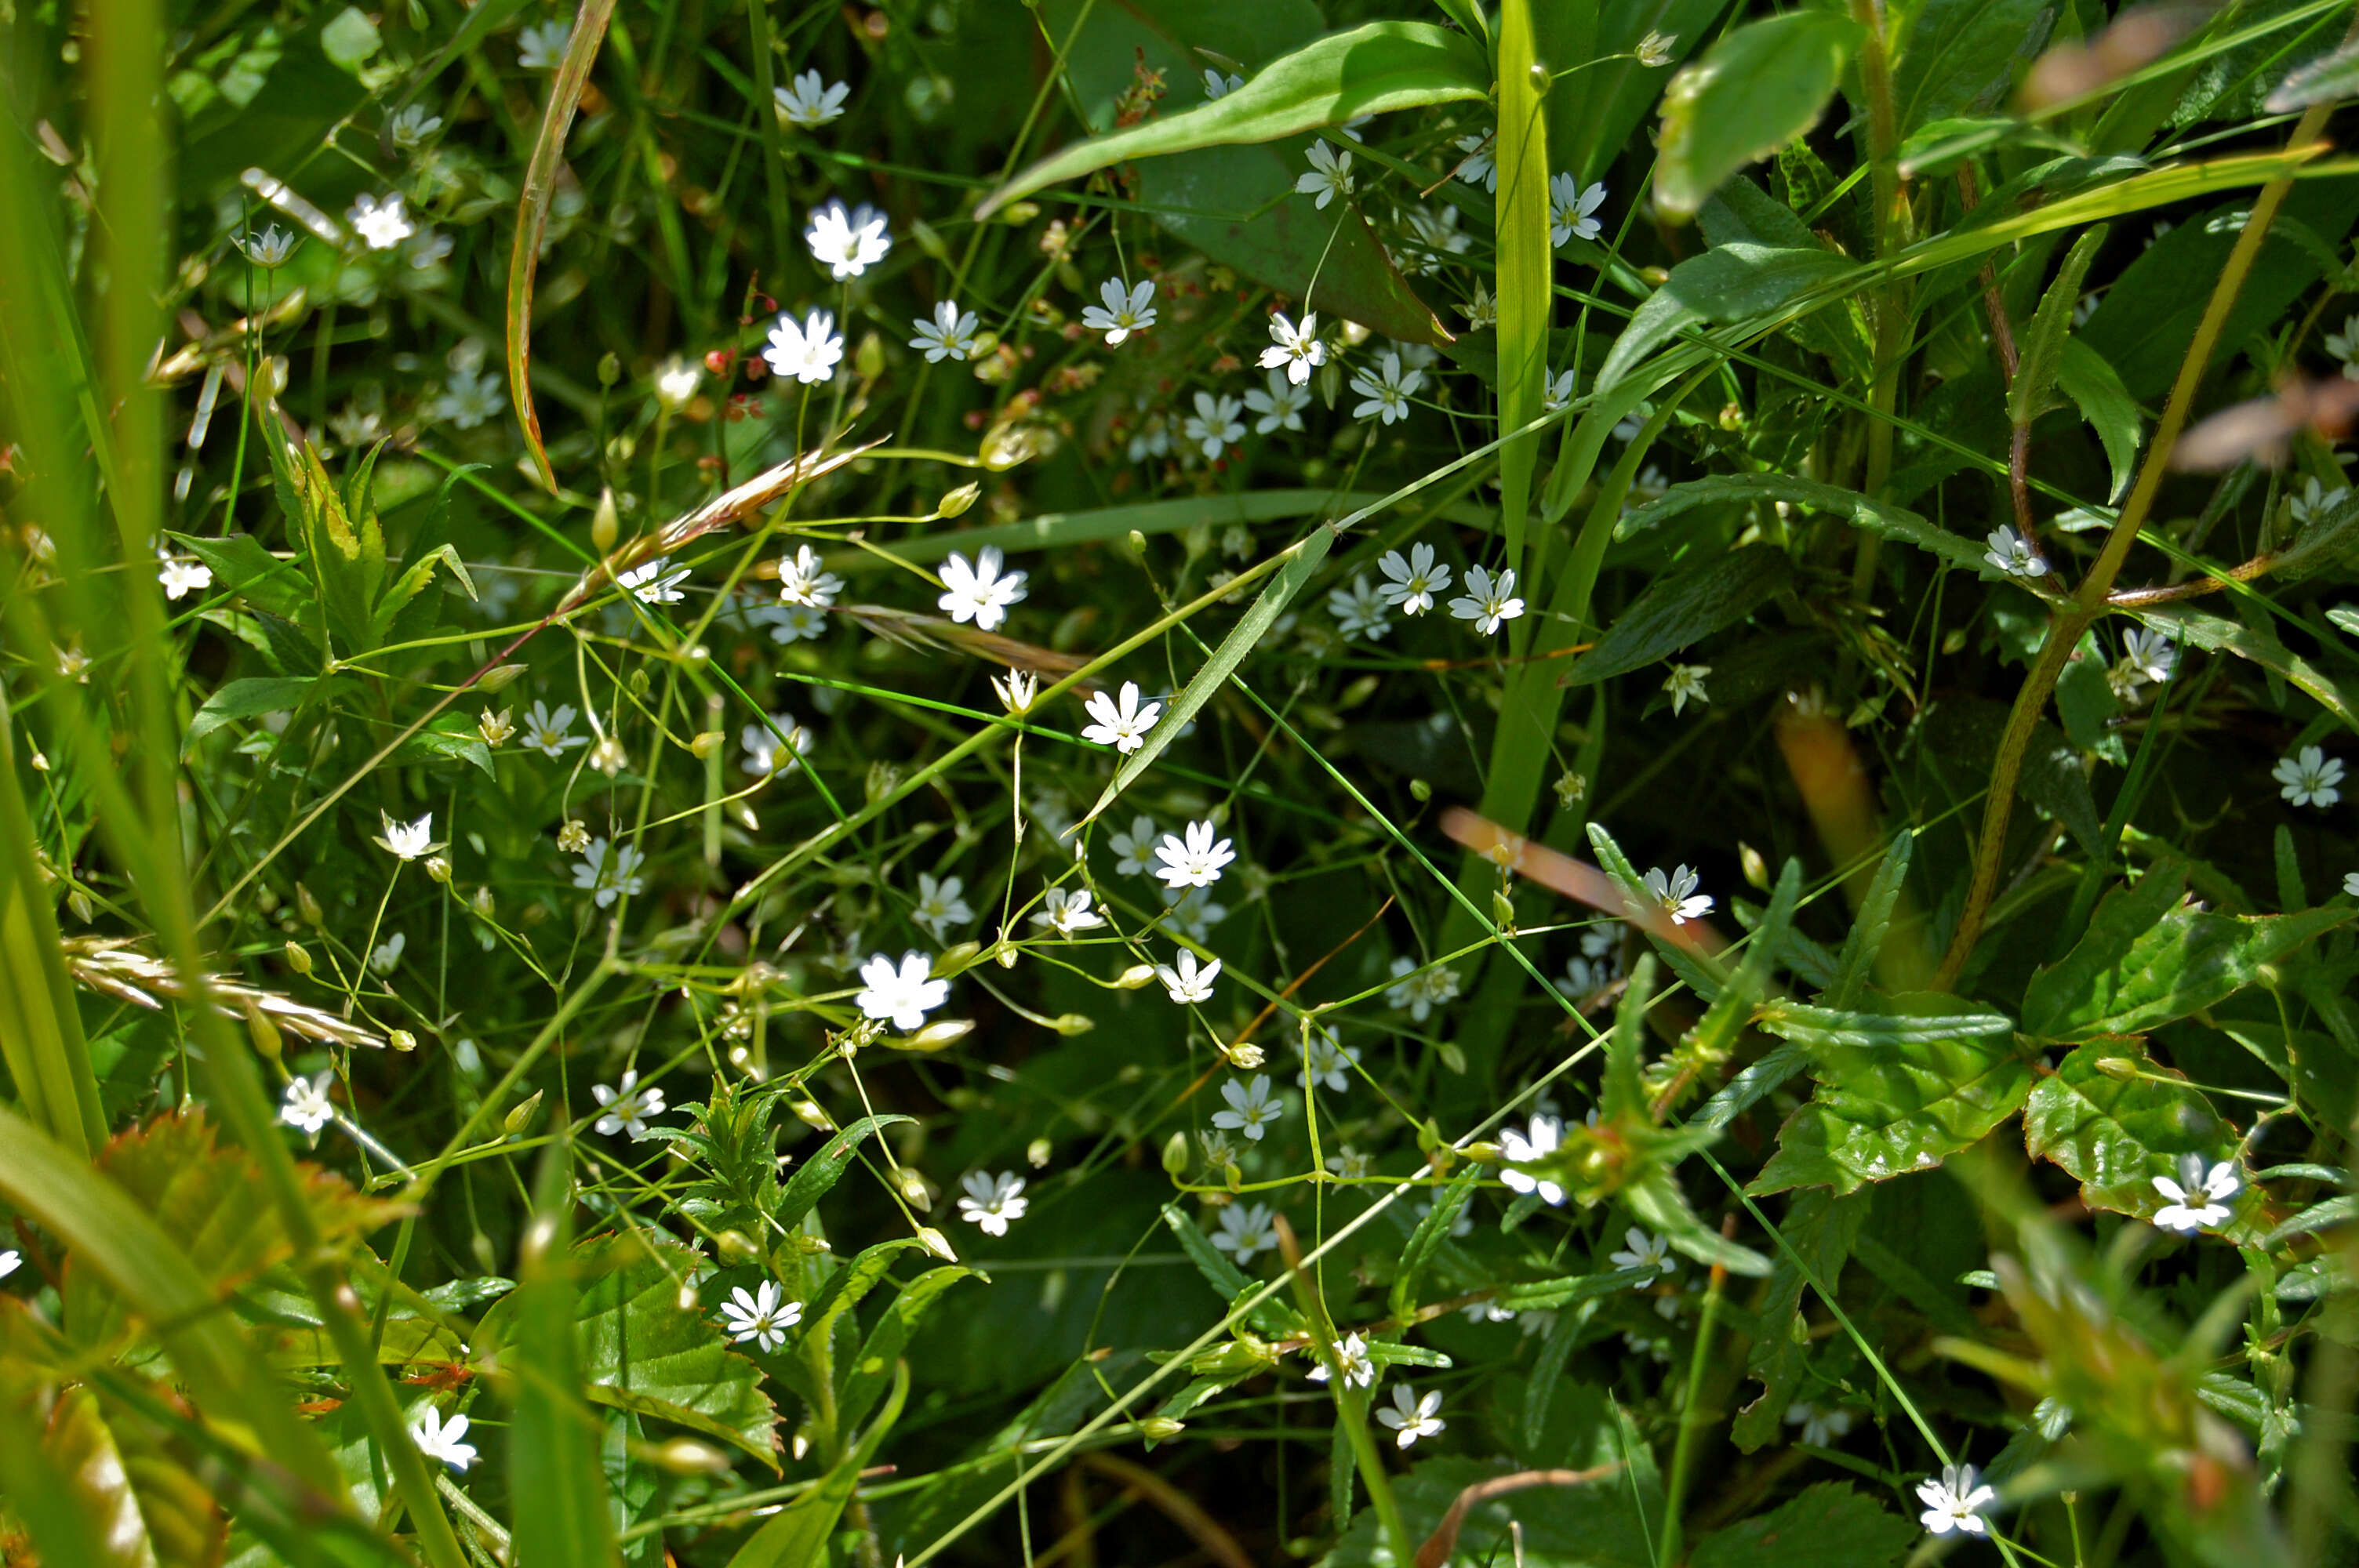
[66,889,93,923]
[648,1439,730,1475]
[791,1098,834,1130]
[690,730,725,759]
[1116,963,1159,989]
[1027,1138,1052,1168]
[425,854,453,884]
[1739,842,1769,891]
[285,940,313,976]
[936,481,980,518]
[478,662,529,694]
[1161,1131,1190,1178]
[1139,1416,1186,1441]
[1049,1012,1095,1036]
[2093,1057,2140,1081]
[917,1225,958,1261]
[1223,1040,1264,1070]
[389,1029,418,1051]
[895,1167,930,1204]
[244,1001,282,1063]
[936,940,983,971]
[503,1089,543,1137]
[296,883,324,925]
[717,1229,760,1261]
[597,352,622,388]
[676,1282,700,1312]
[592,487,620,554]
[907,1018,974,1051]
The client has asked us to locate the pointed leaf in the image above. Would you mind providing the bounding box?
[507,1138,620,1568]
[2024,1043,2236,1218]
[776,1114,913,1233]
[45,1384,227,1568]
[1731,1192,1868,1450]
[1657,14,1866,216]
[1561,547,1794,685]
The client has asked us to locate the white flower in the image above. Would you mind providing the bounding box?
[2274,745,2345,808]
[772,543,844,609]
[349,193,413,250]
[1609,1226,1676,1278]
[429,367,503,430]
[654,357,700,409]
[775,68,849,128]
[1403,205,1470,274]
[2346,869,2359,898]
[1244,369,1311,434]
[957,1171,1030,1236]
[1295,140,1354,209]
[910,299,980,361]
[1081,277,1158,346]
[718,1279,802,1352]
[375,811,442,861]
[1349,351,1423,425]
[1451,132,1496,192]
[2290,476,2353,526]
[1203,67,1244,99]
[1212,1201,1279,1265]
[1307,1332,1376,1389]
[1127,414,1172,463]
[937,546,1028,630]
[410,1407,477,1472]
[1549,174,1608,245]
[1299,1029,1359,1092]
[521,700,587,757]
[1498,1114,1565,1205]
[157,546,213,601]
[1212,1074,1284,1141]
[403,229,453,272]
[1612,402,1653,444]
[1329,1145,1376,1180]
[591,1069,666,1139]
[590,735,627,777]
[1643,864,1714,925]
[1257,311,1326,385]
[1785,1402,1852,1446]
[1081,681,1162,753]
[991,669,1038,714]
[1031,885,1107,938]
[913,873,974,942]
[1663,663,1710,716]
[742,716,812,775]
[2152,1153,2241,1232]
[1916,1463,1997,1537]
[805,199,892,280]
[572,837,648,908]
[620,555,689,604]
[1154,820,1237,889]
[1183,390,1247,459]
[1983,524,2048,578]
[1543,367,1577,413]
[1376,543,1452,615]
[387,104,442,149]
[1636,29,1677,67]
[0,1250,17,1280]
[1161,886,1230,942]
[1383,956,1462,1022]
[517,19,570,68]
[1461,281,1498,330]
[1157,949,1220,1004]
[1447,564,1524,635]
[1329,575,1392,641]
[856,950,950,1030]
[280,1072,336,1137]
[1377,1385,1445,1448]
[240,223,297,267]
[1107,816,1162,876]
[2122,627,2175,685]
[2328,314,2359,379]
[369,931,405,975]
[764,307,845,384]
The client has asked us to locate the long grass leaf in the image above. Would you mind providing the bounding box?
[1492,0,1552,591]
[509,1135,622,1567]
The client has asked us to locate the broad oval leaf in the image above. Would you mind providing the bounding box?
[977,22,1489,217]
[1656,13,1866,217]
[2024,1042,2234,1218]
[1597,243,1864,395]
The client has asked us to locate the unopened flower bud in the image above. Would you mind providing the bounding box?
[244,1002,282,1062]
[389,1029,417,1051]
[592,488,620,555]
[917,1225,958,1261]
[1223,1040,1265,1070]
[2093,1057,2140,1081]
[676,1282,700,1312]
[425,855,453,884]
[478,662,529,693]
[936,481,980,519]
[1739,843,1768,891]
[1161,1131,1190,1178]
[1027,1138,1052,1168]
[1049,1012,1094,1036]
[1116,963,1159,989]
[558,819,591,853]
[66,889,93,923]
[649,1439,730,1475]
[504,1089,543,1136]
[937,941,982,972]
[717,1229,759,1261]
[907,1018,974,1050]
[791,1098,834,1130]
[1139,1416,1186,1441]
[285,940,313,976]
[296,883,324,925]
[895,1167,929,1203]
[597,352,623,388]
[690,730,725,759]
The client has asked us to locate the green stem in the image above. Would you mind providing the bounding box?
[743,0,792,287]
[1658,1249,1730,1567]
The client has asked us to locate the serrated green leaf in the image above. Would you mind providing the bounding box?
[1732,1191,1867,1450]
[2130,601,2359,730]
[1757,997,2013,1048]
[1657,14,1866,216]
[1828,833,1914,1010]
[2009,227,2108,429]
[775,1114,912,1234]
[168,532,315,622]
[1497,1267,1655,1310]
[1561,546,1794,685]
[2024,1043,2234,1217]
[1390,1167,1480,1321]
[2055,338,2142,502]
[1690,1482,1914,1568]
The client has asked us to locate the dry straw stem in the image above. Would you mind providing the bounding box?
[1412,1466,1623,1568]
[61,937,387,1048]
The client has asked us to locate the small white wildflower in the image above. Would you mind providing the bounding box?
[1329,575,1393,640]
[912,873,974,942]
[1377,1386,1445,1448]
[654,357,700,410]
[1549,174,1608,245]
[1081,278,1158,346]
[910,299,981,361]
[2328,314,2359,379]
[1211,1074,1284,1141]
[1663,663,1710,716]
[1349,351,1423,425]
[571,837,648,908]
[773,543,845,609]
[1081,681,1163,754]
[1157,949,1219,1004]
[1983,524,2048,579]
[240,224,297,267]
[156,545,214,602]
[1161,886,1230,942]
[1635,30,1677,67]
[741,716,812,776]
[775,68,850,128]
[1447,564,1524,634]
[369,931,405,975]
[409,1408,477,1472]
[1376,543,1452,615]
[1154,820,1237,889]
[1107,816,1161,876]
[2274,745,2345,808]
[1451,132,1497,193]
[1257,311,1326,386]
[1916,1463,1997,1537]
[1299,1029,1359,1092]
[1245,368,1312,434]
[2121,627,2176,685]
[805,199,892,280]
[856,950,951,1030]
[619,555,689,604]
[1543,367,1577,413]
[763,308,845,384]
[1642,864,1714,925]
[517,20,570,69]
[1183,390,1247,459]
[1498,1114,1565,1205]
[387,104,442,149]
[2152,1154,2240,1232]
[1031,885,1107,938]
[1608,1226,1676,1278]
[591,1070,666,1140]
[718,1279,802,1352]
[937,546,1028,631]
[1295,140,1354,209]
[1202,67,1244,99]
[348,193,413,250]
[374,811,442,861]
[1307,1332,1376,1389]
[991,669,1039,715]
[956,1171,1030,1236]
[1212,1201,1278,1265]
[1786,1402,1852,1446]
[520,699,587,758]
[280,1073,336,1137]
[2290,476,2352,525]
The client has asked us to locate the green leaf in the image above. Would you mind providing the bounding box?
[1327,1441,1661,1568]
[371,543,478,645]
[1082,525,1334,825]
[2055,338,2142,502]
[1827,833,1913,1010]
[2008,227,2109,429]
[976,21,1489,216]
[776,1113,913,1233]
[1690,1483,1914,1568]
[1892,0,2051,133]
[2265,35,2359,112]
[391,711,495,779]
[726,1363,907,1568]
[184,677,322,755]
[2024,1043,2235,1217]
[1656,14,1866,217]
[838,1265,973,1439]
[1495,0,1554,582]
[1626,1163,1772,1275]
[319,6,382,71]
[1560,546,1794,685]
[1390,1167,1480,1321]
[507,1138,620,1568]
[1731,1192,1868,1450]
[1498,1266,1658,1310]
[2130,602,2359,731]
[42,1383,227,1568]
[1616,472,2007,577]
[1599,244,1865,394]
[1757,998,2014,1049]
[169,532,316,622]
[1544,0,1728,188]
[1161,1202,1295,1337]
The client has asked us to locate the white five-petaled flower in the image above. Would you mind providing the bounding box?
[1377,1385,1446,1448]
[388,104,442,148]
[369,932,406,975]
[991,669,1039,715]
[1643,863,1714,925]
[1376,543,1452,615]
[1307,1331,1376,1389]
[410,1407,477,1472]
[937,546,1028,630]
[956,1170,1030,1236]
[1349,350,1423,425]
[1447,564,1524,635]
[619,555,689,604]
[2290,476,2352,526]
[1329,575,1392,641]
[517,19,570,68]
[1258,311,1327,385]
[910,299,982,361]
[591,1069,666,1140]
[1637,29,1678,67]
[349,193,413,250]
[1212,1074,1284,1141]
[2121,626,2176,686]
[1081,277,1158,346]
[1983,524,2048,579]
[1786,1402,1852,1446]
[764,307,845,384]
[856,949,951,1031]
[572,837,647,908]
[1107,815,1161,876]
[1609,1225,1676,1278]
[375,811,442,861]
[1663,663,1710,717]
[521,699,587,757]
[913,872,974,942]
[1300,1029,1359,1092]
[1212,1200,1279,1265]
[157,544,214,601]
[1154,820,1237,889]
[241,224,296,267]
[805,199,892,279]
[1548,174,1609,245]
[2274,744,2345,809]
[1162,886,1230,942]
[1157,949,1220,1004]
[718,1279,803,1352]
[774,543,845,608]
[280,1072,336,1137]
[1081,681,1163,753]
[775,68,850,127]
[1451,132,1497,192]
[1498,1114,1565,1205]
[1295,140,1355,209]
[1384,956,1461,1022]
[1245,369,1311,433]
[1203,67,1245,99]
[1031,885,1107,938]
[431,367,503,429]
[741,716,812,776]
[2152,1153,2241,1233]
[1917,1463,1997,1537]
[1183,391,1248,459]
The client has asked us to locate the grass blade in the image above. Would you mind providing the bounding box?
[509,1134,622,1567]
[1493,0,1552,592]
